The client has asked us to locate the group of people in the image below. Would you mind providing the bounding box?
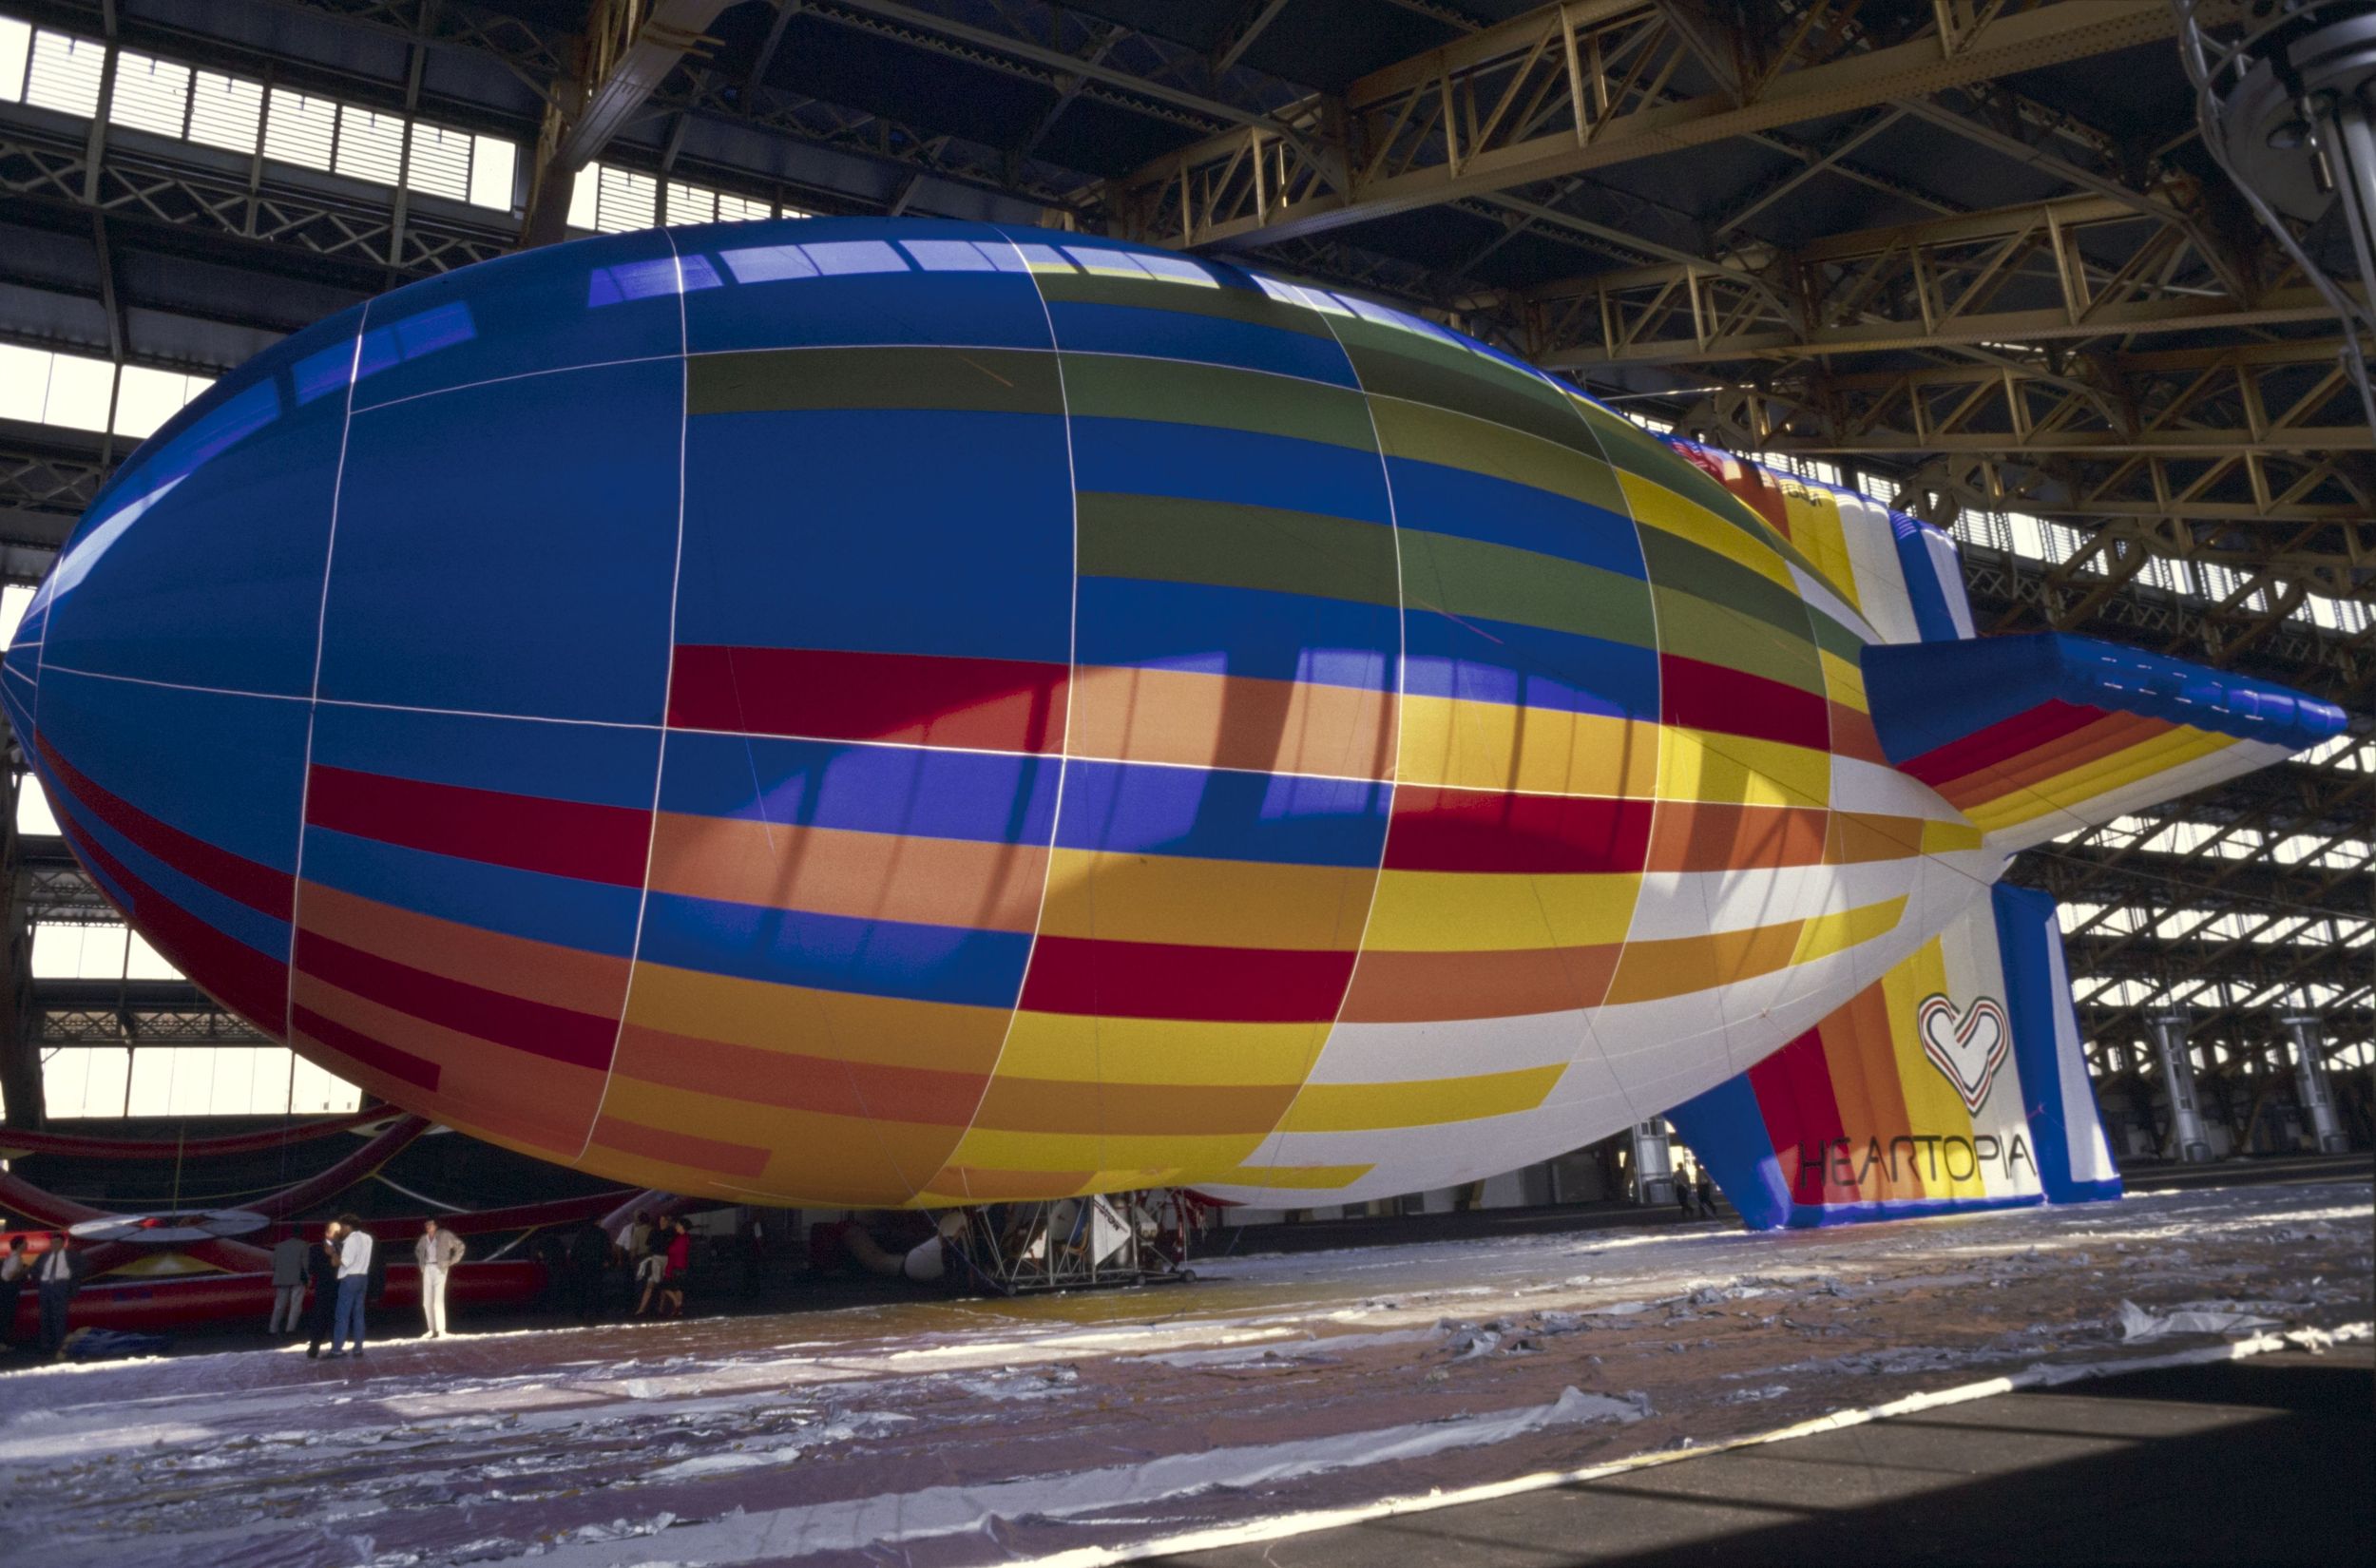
[1677,1161,1720,1220]
[265,1214,468,1358]
[623,1211,694,1319]
[1,1231,86,1357]
[532,1212,697,1320]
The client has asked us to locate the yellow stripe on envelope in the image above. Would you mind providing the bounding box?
[1036,848,1377,950]
[1360,869,1641,950]
[1281,1064,1565,1132]
[1619,470,1797,590]
[1401,696,1663,798]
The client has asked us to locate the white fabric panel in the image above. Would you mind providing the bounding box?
[1836,490,1924,645]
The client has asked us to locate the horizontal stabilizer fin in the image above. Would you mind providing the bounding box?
[1667,885,2122,1230]
[1863,632,2347,856]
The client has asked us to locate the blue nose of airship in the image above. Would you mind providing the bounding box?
[10,218,1101,1170]
[8,222,795,1050]
[3,288,396,1039]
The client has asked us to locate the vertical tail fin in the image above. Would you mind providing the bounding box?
[1667,883,2121,1229]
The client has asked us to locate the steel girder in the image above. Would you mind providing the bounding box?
[1471,186,2373,602]
[0,120,519,277]
[35,1003,278,1046]
[1502,195,2328,371]
[1959,543,2372,699]
[1103,0,2223,250]
[37,0,1092,219]
[519,0,739,246]
[2,774,41,1125]
[0,443,106,536]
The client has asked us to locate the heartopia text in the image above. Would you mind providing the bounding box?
[1792,1132,2034,1195]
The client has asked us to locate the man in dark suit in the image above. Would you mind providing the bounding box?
[35,1231,83,1356]
[0,1234,29,1349]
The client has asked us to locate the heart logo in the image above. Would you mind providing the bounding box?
[1917,993,2011,1114]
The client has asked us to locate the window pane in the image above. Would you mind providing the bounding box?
[290,1053,363,1114]
[108,49,190,137]
[0,17,30,104]
[164,1046,215,1116]
[408,120,471,201]
[202,1047,242,1115]
[1,581,32,645]
[126,930,182,980]
[16,774,59,834]
[595,164,657,232]
[26,29,105,118]
[42,1047,89,1118]
[335,105,406,185]
[32,923,127,979]
[469,133,516,209]
[41,352,115,431]
[125,1047,173,1117]
[716,190,772,222]
[567,163,600,230]
[265,87,336,171]
[188,69,263,153]
[665,180,716,226]
[112,362,192,439]
[0,341,49,422]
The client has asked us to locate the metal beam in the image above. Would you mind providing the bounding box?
[1485,190,2348,370]
[519,0,737,247]
[1011,29,1123,167]
[0,770,42,1128]
[1214,0,1295,82]
[1109,0,2221,250]
[1713,106,1905,238]
[816,0,1270,129]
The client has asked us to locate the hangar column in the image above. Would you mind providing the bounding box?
[2283,1015,2351,1155]
[1630,1120,1677,1205]
[2149,1013,2213,1163]
[0,766,42,1129]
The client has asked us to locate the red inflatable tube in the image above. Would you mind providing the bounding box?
[0,1106,390,1160]
[6,1260,550,1339]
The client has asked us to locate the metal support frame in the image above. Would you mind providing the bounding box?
[1106,1,2222,250]
[2284,1014,2353,1153]
[1,768,43,1128]
[2150,1012,2216,1161]
[518,0,735,247]
[947,1192,1195,1296]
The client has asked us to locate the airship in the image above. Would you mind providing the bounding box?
[4,218,2343,1225]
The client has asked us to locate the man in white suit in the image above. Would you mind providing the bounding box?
[413,1218,466,1338]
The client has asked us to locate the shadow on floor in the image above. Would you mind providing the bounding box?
[1158,1346,2374,1567]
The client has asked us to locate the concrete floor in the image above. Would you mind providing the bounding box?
[1,1175,2366,1566]
[1157,1346,2375,1567]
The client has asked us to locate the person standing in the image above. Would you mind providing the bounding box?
[35,1231,82,1356]
[413,1218,465,1338]
[1695,1161,1717,1221]
[328,1214,373,1358]
[1,1234,29,1349]
[657,1217,692,1319]
[269,1228,309,1335]
[303,1221,342,1359]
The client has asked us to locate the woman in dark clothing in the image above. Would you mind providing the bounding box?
[303,1222,343,1359]
[658,1218,691,1318]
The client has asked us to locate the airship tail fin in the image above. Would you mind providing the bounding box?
[1660,435,1974,644]
[1862,631,2348,859]
[1666,884,2123,1230]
